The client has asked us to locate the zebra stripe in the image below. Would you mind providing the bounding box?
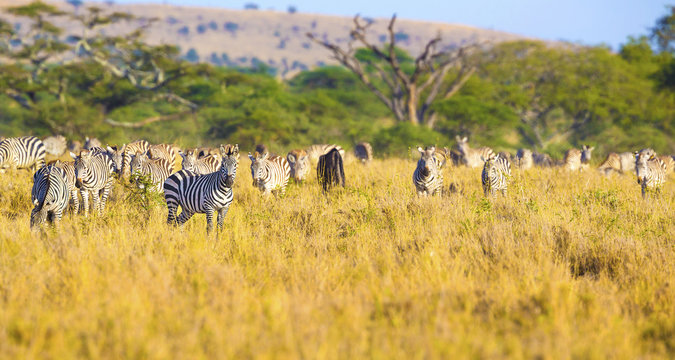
[249,152,291,196]
[51,160,80,214]
[306,144,345,163]
[413,146,444,196]
[30,165,70,228]
[287,149,310,182]
[72,149,115,217]
[354,142,373,164]
[564,145,594,171]
[130,152,172,192]
[148,144,178,173]
[455,136,493,168]
[180,149,222,175]
[482,153,511,196]
[0,136,46,172]
[120,140,150,178]
[635,149,666,198]
[164,145,239,233]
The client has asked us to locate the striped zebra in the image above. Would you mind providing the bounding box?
[306,144,345,163]
[413,146,445,196]
[84,137,102,150]
[482,153,511,197]
[117,140,150,178]
[51,160,80,214]
[106,145,125,176]
[129,152,172,192]
[71,149,115,217]
[564,145,594,171]
[287,149,310,182]
[30,164,70,229]
[635,149,667,198]
[354,142,373,164]
[180,149,222,175]
[249,152,291,196]
[533,152,554,167]
[0,136,46,172]
[598,152,635,176]
[43,135,67,157]
[515,148,534,170]
[164,144,239,233]
[148,144,178,173]
[455,136,493,168]
[658,155,674,175]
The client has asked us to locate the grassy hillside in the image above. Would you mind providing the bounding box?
[0,157,672,358]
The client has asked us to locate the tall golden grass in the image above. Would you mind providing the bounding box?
[0,156,672,358]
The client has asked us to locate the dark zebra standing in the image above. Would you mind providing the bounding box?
[482,153,511,196]
[30,164,70,229]
[249,151,291,196]
[52,160,79,214]
[180,149,222,175]
[306,144,345,163]
[72,149,115,217]
[413,146,445,196]
[129,151,172,192]
[287,149,310,182]
[164,145,239,233]
[317,147,346,191]
[354,142,373,164]
[0,136,46,172]
[635,149,667,198]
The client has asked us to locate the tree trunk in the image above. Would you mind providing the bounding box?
[407,85,419,124]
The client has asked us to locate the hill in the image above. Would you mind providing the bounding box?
[0,0,526,77]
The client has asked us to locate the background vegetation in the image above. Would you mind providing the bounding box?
[0,3,673,158]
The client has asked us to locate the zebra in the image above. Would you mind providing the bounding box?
[30,164,70,229]
[635,149,667,198]
[482,153,511,197]
[354,142,373,164]
[180,149,222,175]
[0,136,46,172]
[68,140,82,155]
[318,147,345,191]
[249,151,291,196]
[564,145,594,171]
[658,155,674,175]
[51,160,79,214]
[533,152,554,167]
[164,144,239,233]
[84,137,102,150]
[287,149,310,182]
[120,140,150,178]
[148,144,178,173]
[413,146,445,196]
[455,136,493,168]
[71,149,115,217]
[129,151,172,192]
[43,135,67,157]
[106,145,125,176]
[306,144,345,163]
[515,149,534,170]
[598,152,635,176]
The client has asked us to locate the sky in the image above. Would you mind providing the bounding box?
[101,0,668,50]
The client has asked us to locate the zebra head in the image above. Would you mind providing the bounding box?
[73,150,93,188]
[417,146,440,178]
[180,149,198,172]
[220,144,239,187]
[455,136,470,154]
[287,149,309,182]
[106,145,125,175]
[249,151,269,187]
[635,148,657,183]
[129,151,149,183]
[581,145,595,164]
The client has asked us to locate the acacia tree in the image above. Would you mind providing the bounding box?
[307,15,479,128]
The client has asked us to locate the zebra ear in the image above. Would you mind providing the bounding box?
[106,146,114,153]
[417,146,424,154]
[462,136,468,143]
[287,153,296,163]
[260,152,269,160]
[70,152,77,160]
[248,153,255,162]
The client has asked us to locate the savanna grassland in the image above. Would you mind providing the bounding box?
[0,156,673,359]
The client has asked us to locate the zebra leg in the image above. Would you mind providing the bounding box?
[641,183,647,199]
[71,190,79,215]
[166,201,179,225]
[217,205,231,230]
[81,190,90,217]
[100,180,113,212]
[176,209,194,226]
[205,209,215,234]
[91,190,101,215]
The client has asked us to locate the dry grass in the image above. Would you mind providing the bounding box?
[0,157,673,359]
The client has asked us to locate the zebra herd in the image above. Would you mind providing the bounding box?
[414,136,673,199]
[0,134,671,232]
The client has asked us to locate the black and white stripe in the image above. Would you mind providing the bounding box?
[306,144,345,163]
[287,149,310,182]
[455,136,493,168]
[481,153,511,196]
[72,149,115,217]
[129,151,172,192]
[248,152,291,196]
[148,144,178,173]
[180,149,221,175]
[635,149,666,198]
[164,145,239,233]
[52,160,80,214]
[0,136,46,172]
[119,140,150,178]
[30,165,70,228]
[413,146,444,196]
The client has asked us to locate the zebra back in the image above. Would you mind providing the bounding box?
[148,144,178,173]
[306,144,345,163]
[30,165,69,228]
[249,152,291,195]
[413,146,444,196]
[0,136,46,171]
[181,149,221,175]
[598,152,621,175]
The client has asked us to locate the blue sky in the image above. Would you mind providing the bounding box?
[103,0,668,50]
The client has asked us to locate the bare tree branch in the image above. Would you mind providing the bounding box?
[104,110,193,128]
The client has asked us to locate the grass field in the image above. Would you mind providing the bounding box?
[0,156,673,359]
